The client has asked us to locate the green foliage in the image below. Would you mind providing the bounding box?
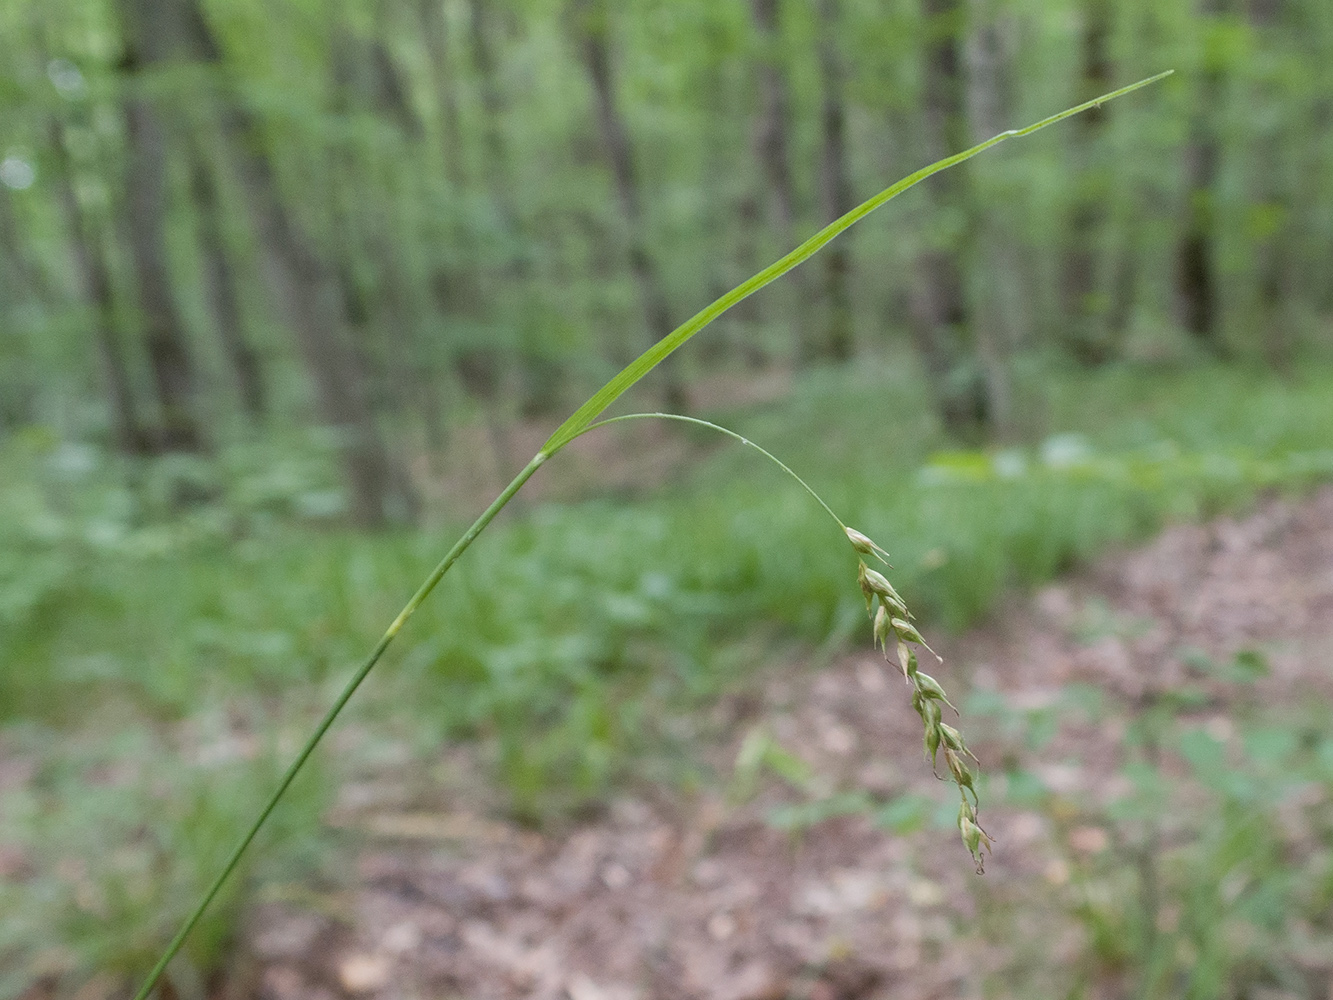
[0,721,328,998]
[971,665,1333,998]
[7,359,1333,776]
[4,0,1333,460]
[4,0,1333,989]
[6,356,1333,993]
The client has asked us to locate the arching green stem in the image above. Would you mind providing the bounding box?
[130,72,1169,1000]
[579,412,847,534]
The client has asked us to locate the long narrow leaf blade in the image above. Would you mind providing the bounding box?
[541,70,1172,456]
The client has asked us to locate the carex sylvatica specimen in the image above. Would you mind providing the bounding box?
[132,72,1170,999]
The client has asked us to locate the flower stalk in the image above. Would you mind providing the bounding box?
[131,72,1170,998]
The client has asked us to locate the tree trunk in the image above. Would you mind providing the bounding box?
[228,127,406,526]
[696,14,762,369]
[964,0,1014,433]
[408,0,493,470]
[468,0,507,170]
[49,119,150,456]
[1061,0,1118,364]
[137,0,407,526]
[1176,138,1219,349]
[326,23,430,522]
[1246,0,1293,371]
[0,186,54,310]
[748,0,808,360]
[118,61,203,451]
[909,0,990,437]
[187,138,266,421]
[468,0,562,418]
[418,0,466,188]
[573,0,687,410]
[1175,0,1226,355]
[812,0,855,363]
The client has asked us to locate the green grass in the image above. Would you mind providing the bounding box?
[5,358,1333,993]
[7,360,1333,778]
[960,676,1333,999]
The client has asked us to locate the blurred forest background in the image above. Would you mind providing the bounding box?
[4,0,1333,996]
[4,0,1332,510]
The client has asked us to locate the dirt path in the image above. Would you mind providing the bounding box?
[244,489,1333,1000]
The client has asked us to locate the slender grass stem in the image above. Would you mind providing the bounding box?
[130,453,545,1000]
[580,412,847,532]
[131,72,1169,999]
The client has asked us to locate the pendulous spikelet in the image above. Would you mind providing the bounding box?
[846,526,994,873]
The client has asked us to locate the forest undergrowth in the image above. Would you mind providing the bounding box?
[4,356,1333,997]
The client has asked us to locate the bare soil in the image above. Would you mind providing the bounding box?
[242,488,1333,1000]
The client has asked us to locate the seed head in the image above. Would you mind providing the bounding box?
[844,527,891,564]
[873,604,891,651]
[879,591,909,619]
[857,561,875,615]
[891,618,940,661]
[940,723,979,762]
[891,617,923,643]
[958,801,994,873]
[945,747,977,802]
[924,721,941,769]
[958,816,994,873]
[914,692,942,731]
[862,567,904,607]
[912,672,959,714]
[960,814,980,853]
[848,528,984,871]
[898,642,918,681]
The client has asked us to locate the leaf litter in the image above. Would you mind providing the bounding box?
[240,487,1333,1000]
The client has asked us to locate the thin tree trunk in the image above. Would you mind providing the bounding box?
[414,0,466,459]
[327,21,428,522]
[468,0,561,418]
[1061,0,1117,364]
[812,0,855,363]
[457,0,532,495]
[138,0,406,525]
[418,0,466,189]
[0,186,54,309]
[1175,0,1225,354]
[1246,0,1293,372]
[964,0,1014,433]
[1177,140,1219,348]
[468,0,506,171]
[49,119,149,456]
[118,61,203,451]
[225,124,404,526]
[748,0,808,360]
[697,16,760,369]
[573,0,687,410]
[909,0,989,436]
[187,138,266,421]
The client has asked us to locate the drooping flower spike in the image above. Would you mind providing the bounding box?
[846,526,990,872]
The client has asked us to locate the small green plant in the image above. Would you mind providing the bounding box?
[963,599,1333,998]
[129,73,1171,999]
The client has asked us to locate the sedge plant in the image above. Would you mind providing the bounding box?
[130,71,1171,998]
